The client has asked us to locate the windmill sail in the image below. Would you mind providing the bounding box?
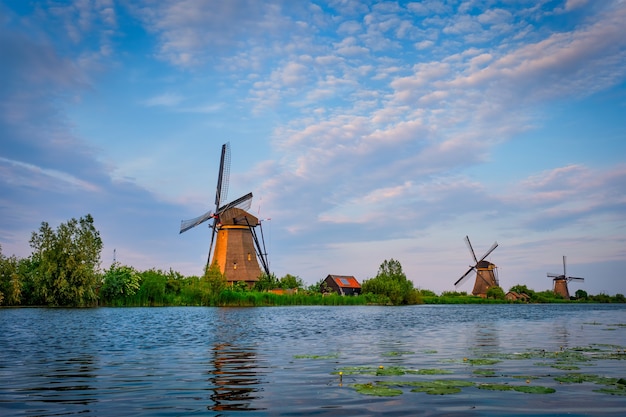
[179,210,215,234]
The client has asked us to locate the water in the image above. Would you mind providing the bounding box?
[1,304,625,416]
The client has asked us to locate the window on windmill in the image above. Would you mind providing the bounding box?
[233,262,237,270]
[248,253,251,261]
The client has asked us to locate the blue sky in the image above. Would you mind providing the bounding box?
[1,0,625,295]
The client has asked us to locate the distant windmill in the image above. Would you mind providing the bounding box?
[179,143,270,286]
[547,256,584,299]
[454,236,499,297]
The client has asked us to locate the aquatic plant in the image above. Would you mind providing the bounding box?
[382,351,415,357]
[293,353,339,360]
[353,383,402,397]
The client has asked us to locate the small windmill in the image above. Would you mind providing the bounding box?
[180,143,270,285]
[454,236,499,297]
[547,256,584,299]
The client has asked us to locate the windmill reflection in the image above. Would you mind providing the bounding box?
[208,342,266,412]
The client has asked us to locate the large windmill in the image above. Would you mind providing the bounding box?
[454,236,499,297]
[547,256,584,299]
[180,143,270,286]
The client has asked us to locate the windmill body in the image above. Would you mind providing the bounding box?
[212,208,262,286]
[548,256,584,299]
[455,236,499,298]
[180,143,269,287]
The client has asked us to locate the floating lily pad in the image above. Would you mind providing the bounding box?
[593,387,626,396]
[382,351,414,357]
[376,366,406,376]
[554,373,618,385]
[411,386,462,395]
[294,353,339,359]
[353,383,402,397]
[411,368,453,375]
[467,358,501,366]
[333,366,375,375]
[513,385,556,394]
[551,364,580,370]
[473,369,496,376]
[478,383,513,391]
[422,349,438,354]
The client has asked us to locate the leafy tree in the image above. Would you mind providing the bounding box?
[101,263,141,302]
[204,263,227,296]
[574,289,588,300]
[279,274,304,289]
[419,289,437,297]
[254,272,279,291]
[0,245,22,305]
[614,293,625,303]
[307,278,330,293]
[29,214,102,306]
[361,259,417,305]
[137,269,167,305]
[486,286,505,300]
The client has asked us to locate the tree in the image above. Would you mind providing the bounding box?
[254,272,279,291]
[29,214,102,306]
[101,263,141,302]
[279,274,304,289]
[574,289,588,300]
[486,286,505,300]
[203,263,227,296]
[0,245,22,305]
[361,259,417,305]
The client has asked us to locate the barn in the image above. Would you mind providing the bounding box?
[323,275,362,296]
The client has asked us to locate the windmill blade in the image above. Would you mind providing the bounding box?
[568,277,585,282]
[455,266,475,286]
[180,209,215,234]
[562,255,567,276]
[206,217,218,269]
[465,236,478,263]
[215,142,231,208]
[547,273,561,278]
[478,241,498,263]
[216,192,253,214]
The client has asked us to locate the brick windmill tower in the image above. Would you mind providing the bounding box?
[180,143,270,287]
[548,255,584,299]
[454,236,499,297]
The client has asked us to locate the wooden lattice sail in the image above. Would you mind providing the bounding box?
[179,143,270,286]
[455,236,499,298]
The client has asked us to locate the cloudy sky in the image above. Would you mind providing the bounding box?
[1,0,625,295]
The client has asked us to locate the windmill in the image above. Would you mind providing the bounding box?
[454,236,499,297]
[547,256,584,299]
[179,143,270,286]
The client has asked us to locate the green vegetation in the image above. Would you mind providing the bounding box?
[1,214,625,307]
[361,259,422,305]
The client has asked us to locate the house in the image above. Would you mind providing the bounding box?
[323,275,361,296]
[505,291,530,302]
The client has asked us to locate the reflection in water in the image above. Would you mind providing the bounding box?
[207,343,265,412]
[25,354,98,412]
[466,321,500,358]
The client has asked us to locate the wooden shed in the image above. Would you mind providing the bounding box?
[505,291,530,302]
[323,275,361,296]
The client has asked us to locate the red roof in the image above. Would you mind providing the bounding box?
[328,275,361,289]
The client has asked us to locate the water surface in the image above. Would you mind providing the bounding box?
[1,304,625,416]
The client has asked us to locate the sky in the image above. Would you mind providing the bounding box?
[1,0,625,296]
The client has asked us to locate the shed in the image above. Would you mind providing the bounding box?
[323,275,361,296]
[505,291,530,302]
